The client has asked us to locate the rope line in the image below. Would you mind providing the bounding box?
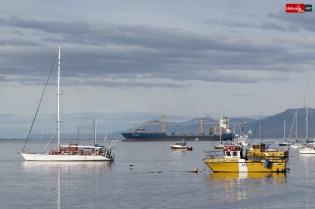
[22,51,58,151]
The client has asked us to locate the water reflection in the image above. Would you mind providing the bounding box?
[21,161,113,174]
[298,154,315,179]
[21,161,113,209]
[170,149,192,154]
[206,172,287,202]
[209,172,286,180]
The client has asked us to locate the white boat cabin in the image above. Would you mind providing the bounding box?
[205,145,244,159]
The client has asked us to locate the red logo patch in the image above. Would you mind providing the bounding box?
[286,4,305,13]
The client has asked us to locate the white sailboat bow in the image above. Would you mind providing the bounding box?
[20,46,116,161]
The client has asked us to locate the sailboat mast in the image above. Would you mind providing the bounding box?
[260,112,263,142]
[57,46,61,151]
[284,120,286,140]
[306,84,309,140]
[94,119,97,145]
[295,110,298,140]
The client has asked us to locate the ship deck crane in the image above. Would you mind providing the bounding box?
[200,118,218,135]
[133,116,166,133]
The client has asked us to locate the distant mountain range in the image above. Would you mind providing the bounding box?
[28,108,315,141]
[110,108,315,140]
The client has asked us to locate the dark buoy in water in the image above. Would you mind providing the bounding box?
[130,165,133,166]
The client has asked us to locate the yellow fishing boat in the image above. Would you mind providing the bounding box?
[203,143,288,173]
[246,143,289,161]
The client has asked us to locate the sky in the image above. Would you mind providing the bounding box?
[1,0,315,138]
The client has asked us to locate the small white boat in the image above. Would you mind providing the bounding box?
[290,143,302,148]
[290,139,302,148]
[277,140,292,146]
[170,140,192,150]
[214,143,225,149]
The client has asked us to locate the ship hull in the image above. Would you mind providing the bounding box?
[121,132,234,142]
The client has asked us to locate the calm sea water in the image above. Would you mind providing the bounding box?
[0,138,314,209]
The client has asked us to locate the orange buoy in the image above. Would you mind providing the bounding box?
[194,168,198,173]
[168,158,171,161]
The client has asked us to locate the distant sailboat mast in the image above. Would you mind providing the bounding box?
[94,119,97,145]
[283,120,286,140]
[295,110,298,141]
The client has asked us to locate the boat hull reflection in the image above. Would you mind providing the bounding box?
[209,172,286,180]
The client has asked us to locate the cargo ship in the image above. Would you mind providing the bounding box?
[121,115,235,142]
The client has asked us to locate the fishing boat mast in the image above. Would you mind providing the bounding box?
[94,119,97,145]
[57,46,61,151]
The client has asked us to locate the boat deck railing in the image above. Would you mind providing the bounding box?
[204,150,225,159]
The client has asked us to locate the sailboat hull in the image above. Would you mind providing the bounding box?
[20,153,113,161]
[299,148,315,154]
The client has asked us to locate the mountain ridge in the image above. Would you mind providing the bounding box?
[24,108,314,140]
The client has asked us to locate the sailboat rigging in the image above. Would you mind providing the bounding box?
[299,84,315,154]
[290,110,302,148]
[20,46,116,161]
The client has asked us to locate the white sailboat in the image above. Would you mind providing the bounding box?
[299,84,315,154]
[277,120,292,146]
[290,110,302,148]
[20,46,116,161]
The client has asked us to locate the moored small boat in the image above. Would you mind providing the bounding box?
[213,143,224,149]
[169,140,192,150]
[277,140,292,146]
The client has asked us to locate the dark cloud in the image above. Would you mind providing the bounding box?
[0,15,308,87]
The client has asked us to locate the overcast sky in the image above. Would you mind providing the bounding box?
[1,0,315,138]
